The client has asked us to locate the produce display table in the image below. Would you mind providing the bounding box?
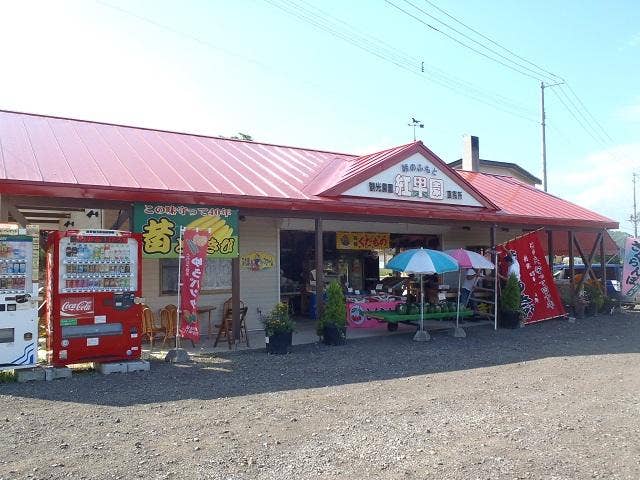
[367,309,474,331]
[346,300,402,328]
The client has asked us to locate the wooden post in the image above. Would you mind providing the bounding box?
[231,256,241,345]
[573,232,603,293]
[490,225,497,331]
[0,195,9,222]
[315,218,324,319]
[547,230,554,268]
[568,230,575,302]
[600,229,606,293]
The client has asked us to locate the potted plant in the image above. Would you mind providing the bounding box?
[602,296,617,315]
[584,282,604,316]
[317,281,347,345]
[263,303,295,354]
[573,292,587,319]
[499,273,521,328]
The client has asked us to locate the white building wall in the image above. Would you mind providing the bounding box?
[238,217,280,330]
[141,216,280,333]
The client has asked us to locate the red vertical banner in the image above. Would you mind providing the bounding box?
[179,229,211,342]
[498,231,566,324]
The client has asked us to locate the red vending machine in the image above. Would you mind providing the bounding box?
[46,230,143,366]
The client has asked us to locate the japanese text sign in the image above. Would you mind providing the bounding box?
[336,232,390,250]
[498,232,565,324]
[342,153,483,207]
[133,203,238,258]
[240,252,275,271]
[179,229,210,342]
[622,237,640,298]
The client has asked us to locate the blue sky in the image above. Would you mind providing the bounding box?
[0,0,638,232]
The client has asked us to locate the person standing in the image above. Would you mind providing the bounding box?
[460,269,478,307]
[499,254,521,282]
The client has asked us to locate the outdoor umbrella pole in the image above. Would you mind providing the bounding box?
[456,268,461,329]
[420,274,424,334]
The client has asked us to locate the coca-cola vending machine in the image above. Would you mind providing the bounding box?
[46,230,143,366]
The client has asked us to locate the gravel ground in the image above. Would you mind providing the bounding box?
[1,311,639,480]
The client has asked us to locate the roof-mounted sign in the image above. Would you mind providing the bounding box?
[342,152,483,207]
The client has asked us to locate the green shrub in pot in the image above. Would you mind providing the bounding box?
[317,281,347,345]
[499,273,521,328]
[263,302,295,354]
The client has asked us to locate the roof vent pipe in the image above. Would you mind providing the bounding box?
[462,134,480,172]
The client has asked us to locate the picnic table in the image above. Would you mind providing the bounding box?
[367,309,474,331]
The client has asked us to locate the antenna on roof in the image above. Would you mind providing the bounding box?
[408,117,424,142]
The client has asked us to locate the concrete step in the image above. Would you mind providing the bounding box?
[43,366,72,381]
[95,360,150,375]
[16,367,45,383]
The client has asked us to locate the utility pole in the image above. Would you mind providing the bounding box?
[631,172,638,237]
[540,81,563,192]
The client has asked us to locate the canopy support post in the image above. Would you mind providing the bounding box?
[315,218,324,320]
[490,225,497,331]
[232,256,241,347]
[569,230,575,304]
[600,229,606,293]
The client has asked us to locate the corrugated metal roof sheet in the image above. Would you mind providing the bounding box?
[457,171,614,224]
[0,110,352,200]
[0,110,618,229]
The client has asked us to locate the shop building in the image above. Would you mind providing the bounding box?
[0,110,619,339]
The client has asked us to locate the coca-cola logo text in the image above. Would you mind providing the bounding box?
[60,297,94,317]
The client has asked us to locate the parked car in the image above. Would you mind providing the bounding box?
[553,264,622,300]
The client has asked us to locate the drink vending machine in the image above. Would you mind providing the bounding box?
[46,230,143,366]
[0,234,38,371]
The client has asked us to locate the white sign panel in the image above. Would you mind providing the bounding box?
[343,152,483,207]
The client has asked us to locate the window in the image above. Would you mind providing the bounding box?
[159,258,232,295]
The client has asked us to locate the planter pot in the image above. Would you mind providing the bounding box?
[266,331,292,354]
[322,325,346,346]
[499,310,520,329]
[585,303,597,317]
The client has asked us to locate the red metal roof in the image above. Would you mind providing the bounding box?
[316,141,497,209]
[457,171,615,227]
[0,110,618,230]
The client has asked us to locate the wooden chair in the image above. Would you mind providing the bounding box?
[141,306,166,350]
[160,307,177,347]
[214,299,249,349]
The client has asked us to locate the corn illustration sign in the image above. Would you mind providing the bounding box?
[133,203,239,258]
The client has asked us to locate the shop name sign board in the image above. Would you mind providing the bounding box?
[336,232,390,250]
[342,153,482,207]
[133,203,238,258]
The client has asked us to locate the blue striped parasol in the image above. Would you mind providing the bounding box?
[385,248,459,341]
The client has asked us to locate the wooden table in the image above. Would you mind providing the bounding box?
[197,305,217,339]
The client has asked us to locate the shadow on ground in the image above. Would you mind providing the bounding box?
[2,312,638,406]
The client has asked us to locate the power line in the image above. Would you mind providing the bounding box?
[392,0,620,155]
[549,87,600,146]
[398,0,559,83]
[386,0,544,82]
[264,0,537,121]
[556,86,609,146]
[564,83,614,142]
[420,0,563,82]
